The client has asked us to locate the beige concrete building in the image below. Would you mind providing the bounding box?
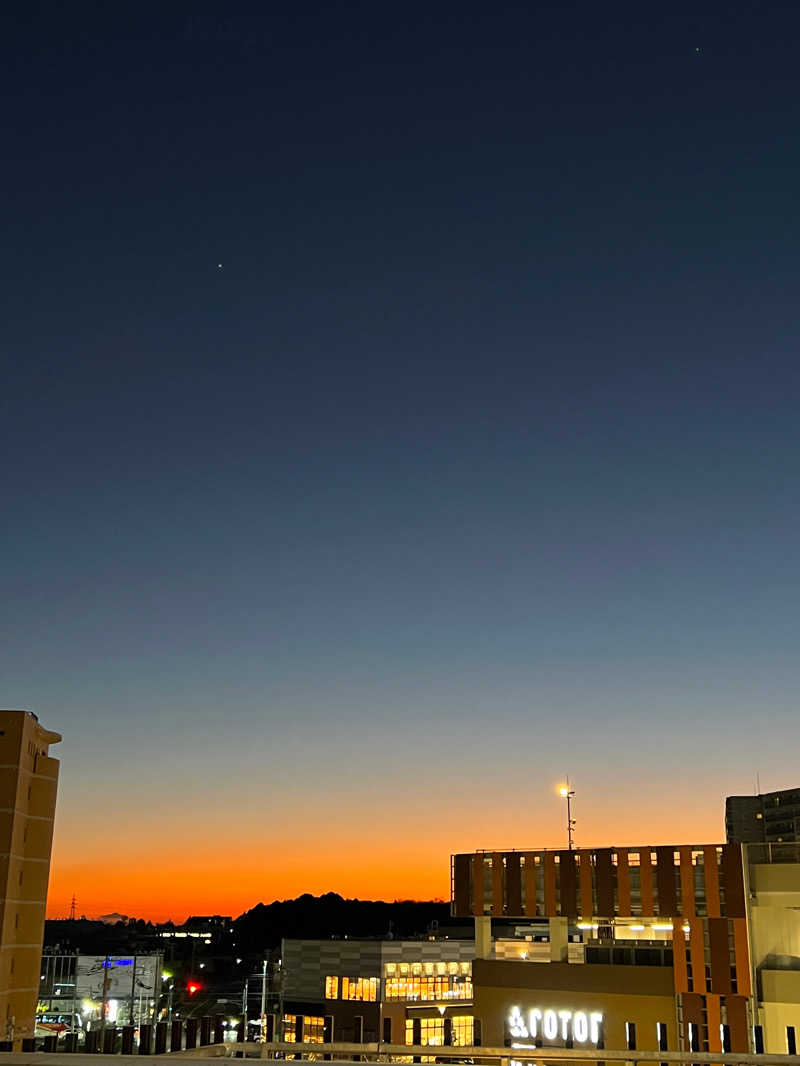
[0,711,61,1048]
[747,848,800,1051]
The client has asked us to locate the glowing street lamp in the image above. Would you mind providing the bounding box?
[558,781,576,849]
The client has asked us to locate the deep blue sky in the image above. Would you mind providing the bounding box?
[3,3,800,916]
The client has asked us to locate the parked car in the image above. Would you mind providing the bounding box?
[35,1013,85,1041]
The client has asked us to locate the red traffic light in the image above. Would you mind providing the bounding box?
[187,982,201,995]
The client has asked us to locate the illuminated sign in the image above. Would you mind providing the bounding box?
[76,955,160,1003]
[508,1006,604,1045]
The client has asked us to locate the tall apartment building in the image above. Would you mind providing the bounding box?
[727,788,800,845]
[0,711,61,1048]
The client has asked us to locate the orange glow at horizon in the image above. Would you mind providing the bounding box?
[47,801,725,923]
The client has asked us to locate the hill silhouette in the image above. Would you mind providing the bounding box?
[45,894,465,956]
[233,892,459,950]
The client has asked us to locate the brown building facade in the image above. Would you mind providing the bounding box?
[452,844,756,1053]
[0,711,61,1048]
[474,956,678,1052]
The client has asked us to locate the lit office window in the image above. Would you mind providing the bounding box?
[324,976,338,999]
[404,1016,472,1046]
[385,975,472,1001]
[303,1017,325,1043]
[451,1016,474,1046]
[283,1015,325,1044]
[340,977,378,1001]
[406,1018,443,1046]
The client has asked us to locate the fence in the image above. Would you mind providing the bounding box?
[2,1045,800,1066]
[0,1015,230,1056]
[2,1019,800,1062]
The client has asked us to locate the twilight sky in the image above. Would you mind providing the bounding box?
[3,4,800,921]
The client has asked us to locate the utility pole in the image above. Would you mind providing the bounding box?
[242,977,249,1037]
[99,956,111,1037]
[260,960,267,1044]
[157,952,165,1026]
[129,956,137,1029]
[277,961,284,1047]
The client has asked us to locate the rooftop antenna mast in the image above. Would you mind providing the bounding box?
[559,780,576,850]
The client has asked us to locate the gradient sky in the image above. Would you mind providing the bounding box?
[3,4,800,922]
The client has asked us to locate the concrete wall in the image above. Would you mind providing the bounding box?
[0,711,61,1049]
[747,862,800,1052]
[472,957,677,1051]
[750,902,800,972]
[760,971,800,1053]
[494,939,585,963]
[750,864,800,908]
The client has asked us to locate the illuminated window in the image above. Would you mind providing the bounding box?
[285,1010,326,1044]
[324,976,338,999]
[451,1016,474,1046]
[436,962,446,975]
[303,1017,325,1043]
[284,1015,325,1044]
[412,963,422,975]
[385,974,472,1002]
[340,977,378,1001]
[404,1017,473,1047]
[406,1018,443,1046]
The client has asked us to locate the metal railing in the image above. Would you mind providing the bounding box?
[746,843,800,865]
[3,1019,800,1063]
[2,1045,800,1066]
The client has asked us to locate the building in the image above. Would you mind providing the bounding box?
[278,937,475,1046]
[38,951,162,1033]
[0,710,62,1048]
[727,788,800,845]
[451,841,800,1055]
[158,915,233,947]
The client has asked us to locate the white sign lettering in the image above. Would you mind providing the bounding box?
[508,1006,604,1045]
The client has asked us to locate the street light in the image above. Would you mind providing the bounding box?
[558,781,576,850]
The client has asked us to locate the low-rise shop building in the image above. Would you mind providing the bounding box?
[279,937,474,1046]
